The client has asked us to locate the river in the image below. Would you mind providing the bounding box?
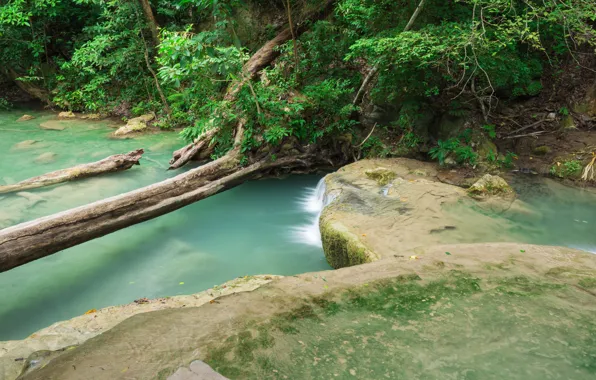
[1,110,595,341]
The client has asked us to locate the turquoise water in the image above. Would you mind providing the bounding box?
[0,110,329,340]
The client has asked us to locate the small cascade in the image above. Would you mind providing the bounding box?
[291,178,329,247]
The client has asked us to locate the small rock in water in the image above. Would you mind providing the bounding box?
[40,121,66,131]
[17,114,35,122]
[58,111,76,119]
[114,113,155,136]
[35,152,57,164]
[16,192,46,207]
[81,113,101,120]
[13,140,39,150]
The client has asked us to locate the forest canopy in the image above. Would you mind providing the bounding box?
[1,0,595,162]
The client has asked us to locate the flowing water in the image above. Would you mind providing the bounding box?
[1,109,595,341]
[0,110,330,340]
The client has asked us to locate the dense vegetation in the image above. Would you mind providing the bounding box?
[1,0,595,166]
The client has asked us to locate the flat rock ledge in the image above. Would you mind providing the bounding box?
[320,158,521,268]
[13,244,596,380]
[0,275,279,380]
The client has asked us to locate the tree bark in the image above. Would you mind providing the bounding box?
[0,149,322,272]
[0,150,144,195]
[169,0,337,170]
[4,68,51,104]
[352,0,427,107]
[138,0,160,46]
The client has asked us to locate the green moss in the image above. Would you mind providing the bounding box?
[532,146,551,156]
[364,167,397,186]
[578,278,596,289]
[203,272,596,379]
[550,159,583,179]
[319,217,373,269]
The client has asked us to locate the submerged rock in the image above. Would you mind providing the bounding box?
[57,111,75,119]
[114,113,155,136]
[34,152,57,164]
[17,115,35,122]
[39,121,66,131]
[13,140,39,150]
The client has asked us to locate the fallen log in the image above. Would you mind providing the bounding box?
[0,149,144,195]
[0,148,324,272]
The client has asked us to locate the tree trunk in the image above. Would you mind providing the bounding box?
[138,0,160,46]
[4,68,51,104]
[0,150,144,195]
[0,149,323,272]
[169,0,337,170]
[352,0,427,107]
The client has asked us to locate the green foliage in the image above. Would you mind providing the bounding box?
[429,136,478,167]
[551,159,582,178]
[482,124,497,140]
[0,97,12,110]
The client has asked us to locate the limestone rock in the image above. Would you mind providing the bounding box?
[58,111,75,119]
[34,152,57,164]
[40,121,66,131]
[13,140,39,150]
[80,113,101,120]
[17,114,35,122]
[319,159,519,269]
[468,174,513,197]
[114,113,155,136]
[365,167,396,185]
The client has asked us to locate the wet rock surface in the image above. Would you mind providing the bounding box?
[13,244,596,380]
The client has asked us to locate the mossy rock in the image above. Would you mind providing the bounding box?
[364,167,396,186]
[532,145,551,156]
[319,217,377,269]
[468,174,514,197]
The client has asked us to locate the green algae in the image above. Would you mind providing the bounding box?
[203,272,596,379]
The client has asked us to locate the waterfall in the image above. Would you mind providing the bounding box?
[291,178,329,247]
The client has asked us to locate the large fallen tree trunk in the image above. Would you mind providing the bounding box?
[0,150,144,195]
[0,0,344,272]
[169,0,336,170]
[0,148,327,272]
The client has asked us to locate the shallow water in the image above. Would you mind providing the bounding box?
[0,110,330,340]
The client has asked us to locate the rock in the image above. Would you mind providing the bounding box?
[468,174,514,197]
[0,275,278,380]
[16,192,46,207]
[114,113,155,136]
[532,146,551,156]
[80,113,101,120]
[34,152,57,164]
[40,121,66,131]
[13,140,38,150]
[573,81,596,117]
[547,112,557,121]
[17,115,35,122]
[58,111,75,119]
[560,114,576,130]
[319,159,518,268]
[364,167,396,185]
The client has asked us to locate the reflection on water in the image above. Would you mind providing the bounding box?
[0,111,330,340]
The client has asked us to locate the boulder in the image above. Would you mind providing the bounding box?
[57,111,75,119]
[17,115,35,122]
[114,113,155,136]
[319,159,519,268]
[468,174,514,198]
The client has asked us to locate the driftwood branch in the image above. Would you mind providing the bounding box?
[0,149,320,272]
[0,149,144,195]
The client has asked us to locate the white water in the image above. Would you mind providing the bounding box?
[291,178,329,247]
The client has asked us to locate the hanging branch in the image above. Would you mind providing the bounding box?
[352,0,428,107]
